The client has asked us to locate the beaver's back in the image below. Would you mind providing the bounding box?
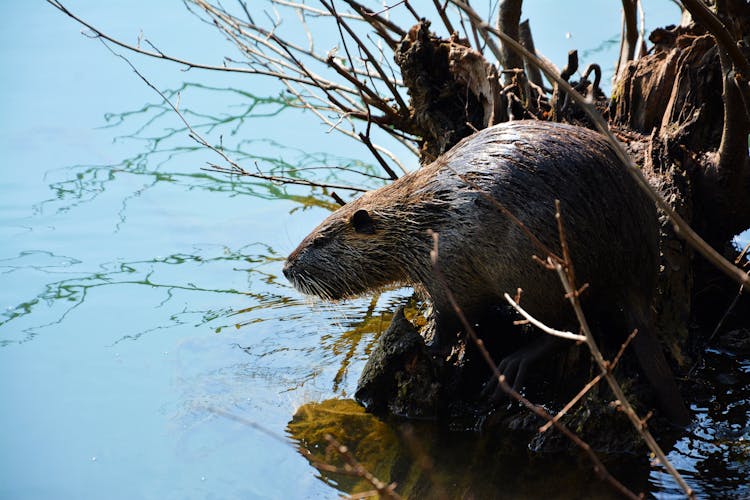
[421,121,657,327]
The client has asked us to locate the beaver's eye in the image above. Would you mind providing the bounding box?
[351,209,376,234]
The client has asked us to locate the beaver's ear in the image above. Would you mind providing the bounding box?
[350,209,376,234]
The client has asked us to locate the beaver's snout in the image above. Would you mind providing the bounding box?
[282,255,306,295]
[283,241,307,281]
[282,253,299,281]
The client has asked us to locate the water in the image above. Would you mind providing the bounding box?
[1,1,747,499]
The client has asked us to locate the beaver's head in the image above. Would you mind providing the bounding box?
[282,171,448,300]
[283,202,406,300]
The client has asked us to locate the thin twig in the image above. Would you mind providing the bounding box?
[432,0,456,36]
[612,329,640,370]
[46,0,349,93]
[358,133,399,180]
[204,164,368,192]
[503,293,585,341]
[539,329,638,434]
[736,241,750,265]
[342,0,406,38]
[316,435,402,500]
[319,0,409,113]
[331,191,347,206]
[706,271,748,345]
[538,373,604,433]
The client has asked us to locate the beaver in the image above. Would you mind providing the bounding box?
[283,120,689,425]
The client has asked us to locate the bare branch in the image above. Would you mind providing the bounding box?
[358,133,399,180]
[518,19,544,90]
[538,373,604,433]
[341,0,407,38]
[432,0,456,36]
[503,293,585,341]
[615,0,639,81]
[468,3,483,51]
[313,435,402,500]
[612,329,640,370]
[325,49,397,116]
[269,0,359,20]
[46,0,345,88]
[497,0,524,85]
[319,0,409,112]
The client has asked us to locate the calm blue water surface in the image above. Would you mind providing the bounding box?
[2,2,747,499]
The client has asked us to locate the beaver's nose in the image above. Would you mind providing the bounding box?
[282,260,291,279]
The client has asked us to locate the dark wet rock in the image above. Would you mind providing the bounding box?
[355,306,441,418]
[354,303,676,454]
